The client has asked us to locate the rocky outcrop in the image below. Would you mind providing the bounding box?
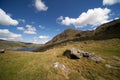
[63,48,104,62]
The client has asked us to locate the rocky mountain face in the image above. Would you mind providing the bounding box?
[35,19,120,52]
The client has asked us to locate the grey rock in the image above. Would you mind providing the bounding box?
[0,49,5,54]
[63,48,104,63]
[113,56,120,61]
[53,62,69,72]
[105,64,113,68]
[82,52,94,58]
[63,48,94,59]
[63,48,83,59]
[89,55,105,63]
[105,64,119,69]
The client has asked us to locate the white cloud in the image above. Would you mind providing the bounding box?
[57,16,64,21]
[17,27,25,31]
[24,25,37,34]
[57,16,64,24]
[38,35,49,39]
[0,8,18,26]
[39,25,45,29]
[35,0,48,11]
[0,29,22,41]
[33,35,50,44]
[114,17,119,20]
[19,19,26,23]
[7,13,12,17]
[58,8,111,28]
[103,0,120,5]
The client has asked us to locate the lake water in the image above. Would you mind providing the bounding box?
[16,48,36,51]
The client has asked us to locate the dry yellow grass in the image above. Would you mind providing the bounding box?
[0,39,120,80]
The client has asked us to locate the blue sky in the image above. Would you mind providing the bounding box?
[0,0,120,44]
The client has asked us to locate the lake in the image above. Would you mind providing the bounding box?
[16,48,36,51]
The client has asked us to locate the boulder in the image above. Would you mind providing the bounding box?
[0,49,5,54]
[63,48,83,59]
[63,48,104,63]
[63,48,94,59]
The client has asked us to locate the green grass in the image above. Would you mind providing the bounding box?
[0,39,120,80]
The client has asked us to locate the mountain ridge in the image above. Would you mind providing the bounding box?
[0,39,40,50]
[35,19,120,52]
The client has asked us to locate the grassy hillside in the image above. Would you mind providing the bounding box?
[36,19,120,52]
[94,19,120,39]
[0,38,120,80]
[0,39,40,50]
[46,28,80,45]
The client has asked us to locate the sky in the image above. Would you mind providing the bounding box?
[0,0,120,44]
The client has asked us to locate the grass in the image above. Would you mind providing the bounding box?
[0,38,120,80]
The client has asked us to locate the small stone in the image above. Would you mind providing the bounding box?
[0,49,5,54]
[105,64,113,68]
[113,56,120,61]
[53,62,69,72]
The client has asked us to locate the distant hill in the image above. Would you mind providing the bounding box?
[0,39,40,50]
[35,19,120,52]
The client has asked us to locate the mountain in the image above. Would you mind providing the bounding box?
[46,28,80,45]
[35,19,120,52]
[0,39,40,50]
[94,19,120,39]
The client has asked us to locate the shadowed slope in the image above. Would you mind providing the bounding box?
[35,19,120,52]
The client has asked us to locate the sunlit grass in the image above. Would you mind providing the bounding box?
[0,39,120,80]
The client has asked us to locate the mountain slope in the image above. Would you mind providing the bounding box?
[35,19,120,52]
[46,28,80,45]
[94,19,120,39]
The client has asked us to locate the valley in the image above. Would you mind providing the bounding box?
[0,39,120,80]
[0,19,120,80]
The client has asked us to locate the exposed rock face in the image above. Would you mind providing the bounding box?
[63,48,104,62]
